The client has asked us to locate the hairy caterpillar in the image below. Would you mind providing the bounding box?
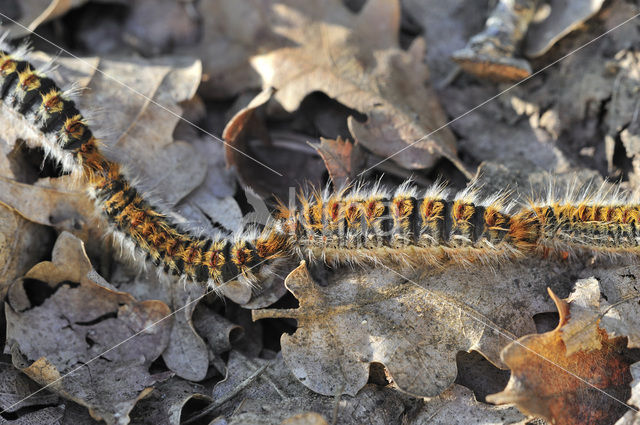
[1,43,638,290]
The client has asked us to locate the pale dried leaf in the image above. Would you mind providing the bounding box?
[161,284,209,382]
[249,0,465,174]
[562,275,640,354]
[0,202,53,290]
[410,384,526,425]
[0,361,58,413]
[0,176,101,247]
[4,232,173,425]
[253,260,586,397]
[211,351,406,425]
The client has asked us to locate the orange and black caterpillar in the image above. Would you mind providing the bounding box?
[0,44,289,289]
[2,44,640,290]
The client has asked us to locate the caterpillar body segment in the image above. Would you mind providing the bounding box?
[0,45,289,289]
[279,183,536,270]
[3,44,640,291]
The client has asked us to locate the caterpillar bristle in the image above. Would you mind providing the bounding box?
[2,45,640,293]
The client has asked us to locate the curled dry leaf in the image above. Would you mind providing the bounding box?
[524,0,606,58]
[0,361,58,413]
[0,0,89,38]
[252,260,586,397]
[208,351,406,425]
[223,87,327,201]
[129,377,212,425]
[313,136,364,188]
[249,0,470,176]
[487,285,634,425]
[0,176,103,253]
[0,202,53,290]
[4,232,173,425]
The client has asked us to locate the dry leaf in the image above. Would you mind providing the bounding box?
[252,260,586,397]
[487,287,634,425]
[313,136,364,187]
[4,232,173,425]
[0,0,89,38]
[0,361,58,413]
[109,266,211,381]
[223,88,326,201]
[0,202,53,290]
[0,176,103,251]
[411,384,526,425]
[616,362,640,425]
[160,284,209,382]
[0,405,65,425]
[209,351,406,425]
[250,0,468,175]
[128,377,212,425]
[561,276,640,353]
[525,0,606,58]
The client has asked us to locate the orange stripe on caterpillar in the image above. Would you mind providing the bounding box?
[6,44,640,292]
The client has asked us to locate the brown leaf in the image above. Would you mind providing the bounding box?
[616,362,640,424]
[487,287,634,425]
[252,259,584,397]
[314,136,364,187]
[0,202,53,290]
[0,176,102,249]
[223,88,326,200]
[249,0,469,175]
[4,232,173,425]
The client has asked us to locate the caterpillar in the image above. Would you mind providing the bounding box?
[1,43,639,290]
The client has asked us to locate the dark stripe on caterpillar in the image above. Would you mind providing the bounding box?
[6,45,640,290]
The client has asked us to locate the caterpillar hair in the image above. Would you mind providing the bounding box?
[2,44,639,291]
[0,43,289,290]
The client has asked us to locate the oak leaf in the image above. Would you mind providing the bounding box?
[4,232,173,425]
[207,350,406,425]
[252,260,586,397]
[487,285,635,425]
[249,0,469,175]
